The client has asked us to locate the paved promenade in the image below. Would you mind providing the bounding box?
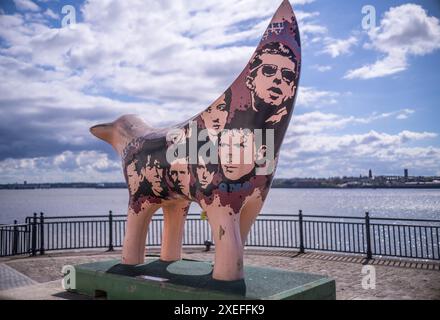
[0,263,37,291]
[0,248,439,300]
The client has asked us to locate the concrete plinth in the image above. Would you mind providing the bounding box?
[67,258,336,300]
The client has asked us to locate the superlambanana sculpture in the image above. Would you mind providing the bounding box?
[90,0,301,281]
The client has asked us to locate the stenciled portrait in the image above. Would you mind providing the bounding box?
[169,157,191,198]
[200,88,232,142]
[246,41,298,125]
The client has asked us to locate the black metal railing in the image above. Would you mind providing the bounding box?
[1,211,439,261]
[0,220,30,257]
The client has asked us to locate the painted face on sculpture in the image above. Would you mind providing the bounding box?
[143,158,163,196]
[196,157,215,189]
[170,158,191,196]
[250,53,296,108]
[201,93,228,136]
[219,130,255,181]
[126,160,143,195]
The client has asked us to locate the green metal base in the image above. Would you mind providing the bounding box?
[68,257,336,300]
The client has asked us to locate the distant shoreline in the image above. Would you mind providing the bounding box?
[1,185,440,190]
[2,176,440,190]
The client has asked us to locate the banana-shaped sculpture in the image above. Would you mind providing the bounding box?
[91,0,301,282]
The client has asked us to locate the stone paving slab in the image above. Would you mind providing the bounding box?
[0,263,37,291]
[0,280,91,300]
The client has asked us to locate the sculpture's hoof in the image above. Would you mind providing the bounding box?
[106,263,139,277]
[206,278,246,296]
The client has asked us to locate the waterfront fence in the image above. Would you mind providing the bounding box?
[0,211,439,261]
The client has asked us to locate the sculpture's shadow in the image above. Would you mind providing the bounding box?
[106,257,246,297]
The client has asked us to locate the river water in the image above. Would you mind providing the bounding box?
[1,188,439,224]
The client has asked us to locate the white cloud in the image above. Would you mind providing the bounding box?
[301,24,327,35]
[345,4,440,79]
[396,108,414,120]
[0,151,121,183]
[345,51,407,79]
[13,0,39,12]
[322,36,358,57]
[278,127,438,178]
[288,108,417,136]
[43,8,59,20]
[296,87,339,107]
[289,130,436,155]
[291,0,316,4]
[294,9,327,46]
[275,105,436,177]
[311,64,332,72]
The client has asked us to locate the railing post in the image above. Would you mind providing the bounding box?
[204,240,213,252]
[108,210,114,251]
[365,211,372,260]
[12,220,18,255]
[25,217,30,255]
[31,212,37,256]
[299,210,305,254]
[39,212,45,255]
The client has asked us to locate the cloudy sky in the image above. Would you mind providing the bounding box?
[0,0,439,183]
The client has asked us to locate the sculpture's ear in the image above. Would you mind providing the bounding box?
[90,122,114,144]
[245,75,255,90]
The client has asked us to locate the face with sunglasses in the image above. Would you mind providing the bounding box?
[247,53,296,109]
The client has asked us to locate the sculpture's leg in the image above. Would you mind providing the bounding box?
[122,203,160,265]
[160,200,190,261]
[237,188,266,247]
[204,203,243,281]
[239,199,264,247]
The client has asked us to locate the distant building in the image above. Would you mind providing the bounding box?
[404,169,408,179]
[24,180,27,185]
[368,169,372,179]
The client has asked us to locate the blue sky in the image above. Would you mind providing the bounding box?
[0,0,439,183]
